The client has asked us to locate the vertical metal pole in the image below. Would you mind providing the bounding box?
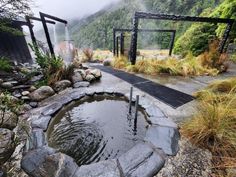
[129,87,133,114]
[113,29,116,56]
[39,12,55,56]
[25,16,37,46]
[219,23,233,53]
[120,33,125,55]
[129,14,139,65]
[134,95,139,120]
[169,31,176,56]
[116,36,119,57]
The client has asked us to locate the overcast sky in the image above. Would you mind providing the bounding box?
[32,0,120,20]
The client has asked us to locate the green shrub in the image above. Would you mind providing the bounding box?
[0,57,12,72]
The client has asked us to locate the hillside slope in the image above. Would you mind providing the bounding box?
[36,0,225,51]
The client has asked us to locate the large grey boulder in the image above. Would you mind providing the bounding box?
[0,128,15,165]
[72,72,83,83]
[27,129,46,150]
[30,86,55,101]
[21,146,78,177]
[88,69,102,79]
[118,143,165,177]
[1,82,13,89]
[145,125,180,156]
[74,160,120,177]
[0,111,17,130]
[53,80,72,92]
[31,116,51,131]
[85,74,96,82]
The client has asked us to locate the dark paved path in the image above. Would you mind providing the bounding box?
[92,65,194,108]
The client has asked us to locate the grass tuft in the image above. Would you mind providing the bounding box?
[182,79,236,176]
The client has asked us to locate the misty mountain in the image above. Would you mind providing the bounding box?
[36,0,224,50]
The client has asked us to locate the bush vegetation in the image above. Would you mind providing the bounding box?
[174,0,236,56]
[182,78,236,176]
[30,44,75,86]
[0,57,12,72]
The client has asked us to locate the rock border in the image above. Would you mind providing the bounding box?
[21,88,180,177]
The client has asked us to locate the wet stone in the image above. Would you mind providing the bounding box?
[53,80,72,92]
[42,102,63,116]
[42,153,78,177]
[72,72,83,83]
[69,91,86,100]
[31,116,51,131]
[145,105,165,118]
[0,111,17,130]
[21,146,78,177]
[85,74,96,82]
[29,102,38,108]
[1,82,13,89]
[21,96,31,101]
[148,117,178,128]
[118,143,165,177]
[22,91,30,96]
[30,86,55,101]
[73,81,90,88]
[145,126,180,156]
[0,128,15,165]
[74,160,120,177]
[28,129,46,150]
[21,146,56,176]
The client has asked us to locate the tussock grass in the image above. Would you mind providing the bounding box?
[195,77,236,98]
[112,54,219,76]
[111,56,129,69]
[182,79,236,176]
[82,48,94,62]
[112,41,228,77]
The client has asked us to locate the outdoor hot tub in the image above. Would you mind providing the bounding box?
[47,94,148,166]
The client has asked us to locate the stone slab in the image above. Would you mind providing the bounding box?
[145,126,180,156]
[118,143,165,177]
[73,160,120,177]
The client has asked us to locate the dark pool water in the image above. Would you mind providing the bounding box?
[47,95,148,166]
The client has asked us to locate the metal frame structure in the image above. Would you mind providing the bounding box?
[39,12,68,56]
[25,16,55,45]
[113,28,176,57]
[129,11,235,65]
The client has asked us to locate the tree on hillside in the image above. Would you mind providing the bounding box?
[0,0,32,34]
[0,0,32,19]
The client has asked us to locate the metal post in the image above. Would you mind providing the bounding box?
[134,95,139,120]
[25,16,37,45]
[116,36,119,57]
[219,23,233,53]
[129,87,133,114]
[113,28,116,56]
[120,33,125,55]
[129,14,139,65]
[169,31,176,56]
[40,12,55,56]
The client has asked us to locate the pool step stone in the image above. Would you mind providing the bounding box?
[145,125,180,156]
[73,160,120,177]
[118,143,165,177]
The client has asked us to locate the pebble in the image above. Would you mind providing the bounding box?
[22,91,30,96]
